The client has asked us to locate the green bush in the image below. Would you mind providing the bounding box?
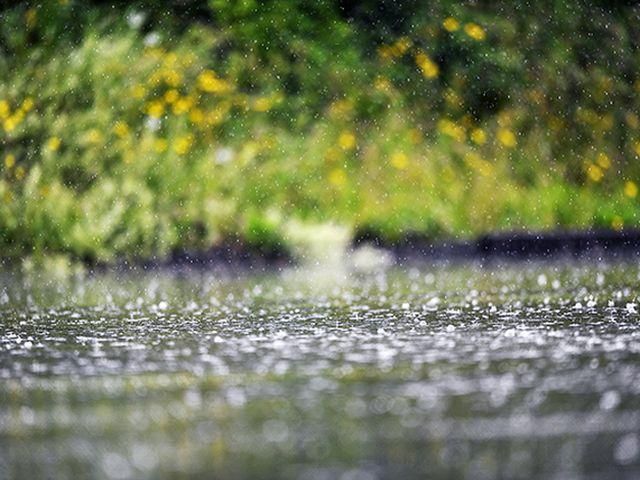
[1,1,639,263]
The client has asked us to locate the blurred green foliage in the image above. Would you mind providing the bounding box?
[1,0,640,263]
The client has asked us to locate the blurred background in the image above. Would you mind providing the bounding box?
[1,0,640,265]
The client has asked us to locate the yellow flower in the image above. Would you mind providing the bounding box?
[409,128,422,144]
[15,166,26,180]
[21,97,34,113]
[378,38,411,60]
[391,152,408,170]
[254,97,272,112]
[25,8,37,29]
[497,111,512,128]
[464,23,486,41]
[131,84,147,99]
[596,152,611,169]
[471,128,487,145]
[415,52,439,79]
[163,52,178,68]
[145,47,164,60]
[464,152,493,176]
[172,97,193,115]
[0,100,9,119]
[147,100,165,118]
[174,135,193,155]
[197,70,231,94]
[497,128,517,148]
[324,147,340,163]
[85,129,102,144]
[444,89,462,108]
[586,163,603,182]
[394,37,412,55]
[329,99,353,118]
[163,69,182,87]
[437,119,465,142]
[338,131,356,151]
[3,116,18,133]
[189,108,205,125]
[443,17,460,32]
[624,180,638,198]
[4,153,16,169]
[377,45,393,60]
[374,76,392,93]
[147,71,162,87]
[46,136,61,151]
[113,121,130,139]
[181,52,196,68]
[163,89,179,104]
[154,138,168,153]
[611,215,624,231]
[206,109,225,126]
[329,168,347,186]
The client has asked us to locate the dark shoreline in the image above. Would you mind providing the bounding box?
[354,228,640,264]
[132,228,640,271]
[109,239,292,273]
[4,229,640,274]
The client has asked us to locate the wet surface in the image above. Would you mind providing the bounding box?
[1,261,640,479]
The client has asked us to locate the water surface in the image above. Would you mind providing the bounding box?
[1,260,640,479]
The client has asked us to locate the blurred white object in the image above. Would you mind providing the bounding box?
[144,116,161,132]
[143,32,160,47]
[349,245,394,272]
[127,11,146,29]
[214,147,234,165]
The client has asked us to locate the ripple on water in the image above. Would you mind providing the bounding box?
[1,261,640,478]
